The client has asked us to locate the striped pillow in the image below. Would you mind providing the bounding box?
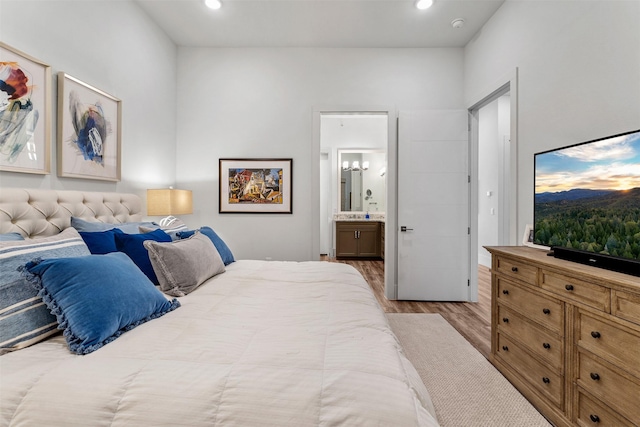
[0,228,91,354]
[139,218,188,240]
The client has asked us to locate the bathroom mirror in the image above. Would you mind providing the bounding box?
[338,149,386,213]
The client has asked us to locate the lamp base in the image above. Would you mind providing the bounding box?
[159,216,180,227]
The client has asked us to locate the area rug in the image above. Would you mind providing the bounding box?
[387,313,551,427]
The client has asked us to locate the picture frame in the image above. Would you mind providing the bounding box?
[522,224,534,246]
[57,72,121,181]
[219,158,293,214]
[522,223,549,250]
[0,42,51,174]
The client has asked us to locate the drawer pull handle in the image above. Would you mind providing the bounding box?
[511,266,518,272]
[565,284,574,291]
[542,308,551,315]
[502,317,509,323]
[502,346,509,351]
[589,414,600,423]
[543,343,551,349]
[502,289,509,295]
[542,377,550,384]
[590,372,600,381]
[591,331,601,339]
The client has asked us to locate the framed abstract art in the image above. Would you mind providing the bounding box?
[57,72,121,181]
[0,42,51,174]
[219,158,293,213]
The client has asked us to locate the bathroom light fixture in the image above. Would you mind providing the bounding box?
[415,0,433,10]
[205,0,222,10]
[342,161,369,171]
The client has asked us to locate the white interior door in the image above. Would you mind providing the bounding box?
[397,110,470,301]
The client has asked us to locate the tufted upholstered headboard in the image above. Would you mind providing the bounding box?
[0,188,143,238]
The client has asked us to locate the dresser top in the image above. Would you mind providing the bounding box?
[486,246,640,293]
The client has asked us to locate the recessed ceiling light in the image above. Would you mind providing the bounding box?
[205,0,222,10]
[415,0,433,10]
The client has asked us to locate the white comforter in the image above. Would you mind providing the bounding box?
[0,261,439,426]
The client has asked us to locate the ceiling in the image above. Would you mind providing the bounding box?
[135,0,505,48]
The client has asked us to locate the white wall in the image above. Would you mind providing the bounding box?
[0,0,177,199]
[176,48,464,261]
[465,0,640,240]
[477,100,500,267]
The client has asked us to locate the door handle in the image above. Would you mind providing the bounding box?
[400,226,414,232]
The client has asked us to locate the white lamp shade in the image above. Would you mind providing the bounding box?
[147,189,193,216]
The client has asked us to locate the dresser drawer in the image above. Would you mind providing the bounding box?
[577,352,640,423]
[497,304,563,371]
[578,311,640,375]
[497,278,564,334]
[576,390,634,427]
[495,256,537,286]
[613,290,640,327]
[540,269,610,312]
[497,333,563,408]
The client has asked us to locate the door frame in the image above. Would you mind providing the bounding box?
[467,68,519,300]
[312,106,396,299]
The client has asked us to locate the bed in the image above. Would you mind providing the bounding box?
[0,188,439,426]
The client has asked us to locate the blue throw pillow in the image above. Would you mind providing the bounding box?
[22,252,180,355]
[177,226,235,265]
[79,229,119,254]
[0,228,91,354]
[114,228,172,284]
[71,217,158,234]
[0,232,25,241]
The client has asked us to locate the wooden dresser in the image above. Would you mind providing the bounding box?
[486,246,640,427]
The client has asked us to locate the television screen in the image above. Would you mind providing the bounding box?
[534,129,640,262]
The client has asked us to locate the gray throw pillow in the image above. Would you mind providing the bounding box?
[143,231,225,297]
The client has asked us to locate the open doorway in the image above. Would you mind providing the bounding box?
[476,93,511,266]
[318,113,388,261]
[468,69,518,302]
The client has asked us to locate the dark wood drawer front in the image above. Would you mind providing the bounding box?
[540,269,610,312]
[577,352,640,422]
[577,390,634,427]
[578,312,640,376]
[497,278,563,334]
[495,256,537,286]
[497,304,563,371]
[497,334,563,408]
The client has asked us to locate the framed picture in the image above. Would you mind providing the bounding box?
[522,223,548,250]
[0,42,51,174]
[219,158,293,214]
[57,72,121,181]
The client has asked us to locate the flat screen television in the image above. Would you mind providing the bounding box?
[534,129,640,277]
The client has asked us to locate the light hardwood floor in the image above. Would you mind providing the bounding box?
[327,258,492,358]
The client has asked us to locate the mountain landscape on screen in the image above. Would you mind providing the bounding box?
[534,130,640,261]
